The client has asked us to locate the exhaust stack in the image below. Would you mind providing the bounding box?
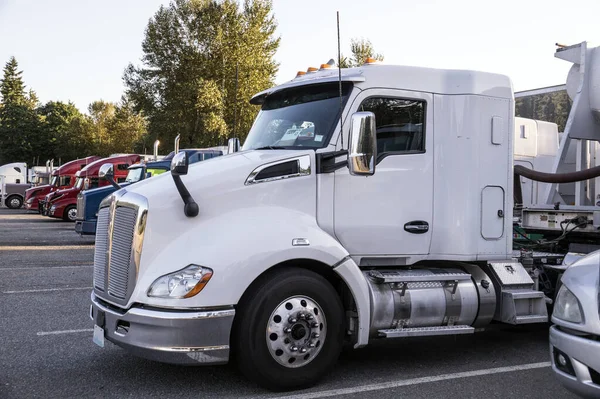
[175,134,180,154]
[153,140,160,161]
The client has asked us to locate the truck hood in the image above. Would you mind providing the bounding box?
[126,149,314,204]
[104,149,331,309]
[47,186,78,202]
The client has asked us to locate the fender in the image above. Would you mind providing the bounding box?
[128,205,353,310]
[333,257,371,348]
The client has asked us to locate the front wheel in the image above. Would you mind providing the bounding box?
[233,267,345,391]
[63,205,77,222]
[6,195,23,209]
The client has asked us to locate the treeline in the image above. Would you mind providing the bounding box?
[515,90,572,132]
[0,57,146,165]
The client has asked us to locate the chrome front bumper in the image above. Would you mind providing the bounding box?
[91,292,235,365]
[550,325,600,398]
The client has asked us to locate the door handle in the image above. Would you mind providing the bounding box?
[404,221,429,234]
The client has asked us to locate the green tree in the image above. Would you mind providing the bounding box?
[339,38,384,68]
[0,57,43,164]
[37,101,94,161]
[105,98,148,155]
[124,0,279,148]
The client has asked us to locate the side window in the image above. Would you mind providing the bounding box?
[90,178,99,188]
[358,97,425,155]
[116,164,129,171]
[188,153,202,164]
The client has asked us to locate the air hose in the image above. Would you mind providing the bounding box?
[514,164,600,183]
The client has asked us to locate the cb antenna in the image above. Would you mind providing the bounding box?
[337,11,343,149]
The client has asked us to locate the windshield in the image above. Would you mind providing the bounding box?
[50,176,58,186]
[75,177,83,189]
[243,82,352,150]
[125,167,144,183]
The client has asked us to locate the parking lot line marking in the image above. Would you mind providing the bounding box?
[271,362,552,399]
[0,265,93,271]
[3,286,92,294]
[0,245,94,250]
[37,328,94,336]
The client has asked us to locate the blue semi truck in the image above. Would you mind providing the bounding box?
[75,148,225,235]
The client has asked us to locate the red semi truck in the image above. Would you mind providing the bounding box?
[45,154,140,221]
[25,156,100,213]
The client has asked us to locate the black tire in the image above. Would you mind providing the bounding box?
[63,205,77,222]
[233,267,344,391]
[6,195,23,209]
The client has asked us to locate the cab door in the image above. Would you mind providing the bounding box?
[333,89,434,257]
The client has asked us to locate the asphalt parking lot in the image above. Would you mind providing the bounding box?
[0,208,577,399]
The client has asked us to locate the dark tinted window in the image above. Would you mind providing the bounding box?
[116,164,129,171]
[359,97,425,154]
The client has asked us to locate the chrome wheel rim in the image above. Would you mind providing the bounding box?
[9,198,20,208]
[68,208,77,221]
[266,295,326,368]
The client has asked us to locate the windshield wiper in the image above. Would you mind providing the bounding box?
[253,146,287,150]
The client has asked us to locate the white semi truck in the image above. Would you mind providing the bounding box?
[89,42,600,391]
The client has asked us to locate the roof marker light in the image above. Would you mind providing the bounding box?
[306,67,318,73]
[364,57,379,65]
[319,63,332,70]
[296,71,306,78]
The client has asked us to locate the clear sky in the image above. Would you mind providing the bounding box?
[0,0,598,112]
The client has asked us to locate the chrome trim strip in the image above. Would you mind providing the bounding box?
[152,345,230,352]
[127,307,236,320]
[245,155,311,185]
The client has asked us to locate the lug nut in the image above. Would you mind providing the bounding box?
[290,346,298,352]
[311,322,319,328]
[284,327,292,333]
[312,333,320,338]
[306,314,314,320]
[308,343,316,348]
[300,347,307,353]
[298,313,306,320]
[289,317,297,323]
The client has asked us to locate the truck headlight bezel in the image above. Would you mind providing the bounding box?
[553,285,584,324]
[147,264,213,299]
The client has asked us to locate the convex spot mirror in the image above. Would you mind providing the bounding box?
[98,163,114,179]
[348,111,377,176]
[171,151,189,176]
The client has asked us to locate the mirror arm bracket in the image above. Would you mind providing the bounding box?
[172,175,199,217]
[106,175,121,190]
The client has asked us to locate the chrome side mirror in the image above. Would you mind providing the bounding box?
[98,163,114,179]
[348,111,377,176]
[228,138,240,154]
[171,151,189,176]
[99,163,120,189]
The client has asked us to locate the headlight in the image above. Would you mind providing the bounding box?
[147,265,213,299]
[553,285,584,323]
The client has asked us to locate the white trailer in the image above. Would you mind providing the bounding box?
[88,43,600,391]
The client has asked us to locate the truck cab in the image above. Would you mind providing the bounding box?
[46,154,140,221]
[25,156,100,212]
[75,149,224,235]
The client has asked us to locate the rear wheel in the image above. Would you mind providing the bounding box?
[63,205,77,222]
[6,195,23,209]
[233,267,345,391]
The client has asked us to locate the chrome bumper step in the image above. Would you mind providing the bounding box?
[378,325,475,338]
[369,270,471,284]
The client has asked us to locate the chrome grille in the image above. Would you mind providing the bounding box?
[93,192,148,307]
[93,207,110,291]
[76,195,84,220]
[107,207,137,299]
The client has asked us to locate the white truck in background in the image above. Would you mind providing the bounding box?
[88,42,600,391]
[0,161,55,208]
